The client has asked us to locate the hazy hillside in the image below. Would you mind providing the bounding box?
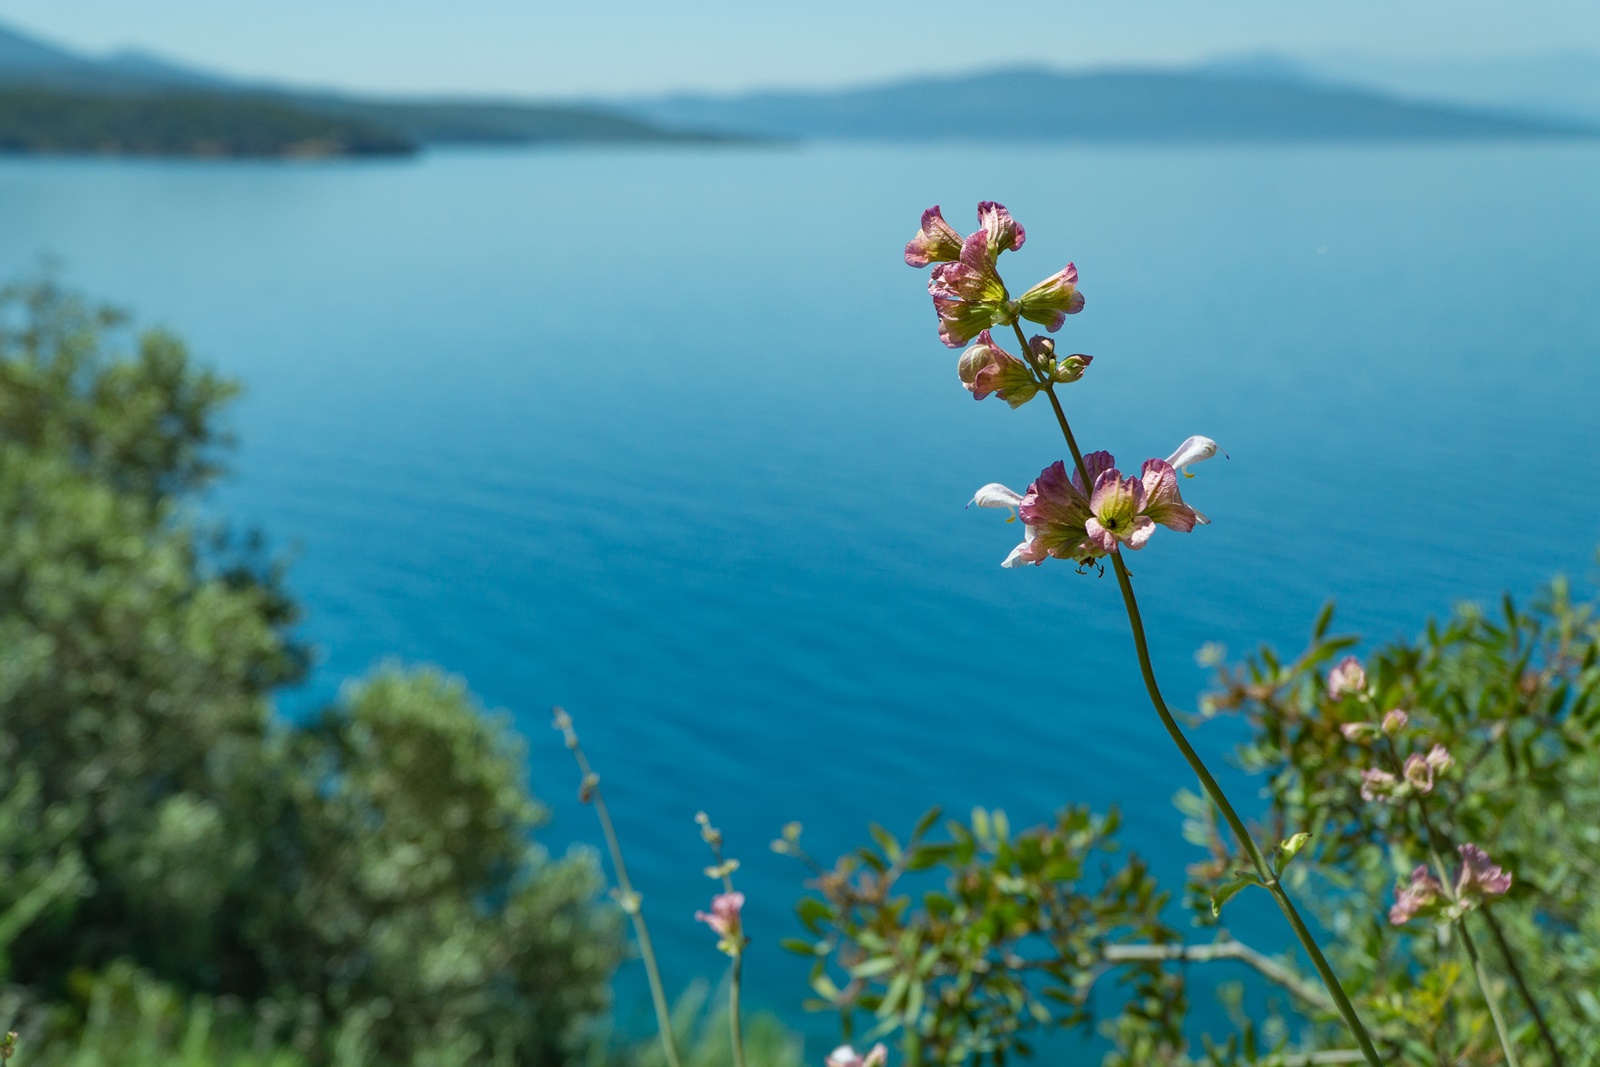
[0,19,724,153]
[626,67,1596,142]
[0,87,415,157]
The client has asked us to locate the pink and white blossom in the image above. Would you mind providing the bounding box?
[1327,656,1367,699]
[827,1045,888,1067]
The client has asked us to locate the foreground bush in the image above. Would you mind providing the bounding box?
[0,279,621,1064]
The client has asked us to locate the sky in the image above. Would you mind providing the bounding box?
[5,0,1600,99]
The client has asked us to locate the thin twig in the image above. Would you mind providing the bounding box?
[1100,940,1334,1013]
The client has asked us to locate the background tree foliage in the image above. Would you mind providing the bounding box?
[0,279,621,1065]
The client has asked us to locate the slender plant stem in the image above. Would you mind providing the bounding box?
[728,953,747,1067]
[1414,803,1521,1067]
[706,828,749,1067]
[553,709,683,1067]
[1481,905,1565,1067]
[1018,343,1384,1066]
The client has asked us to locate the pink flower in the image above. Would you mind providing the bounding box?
[1359,767,1399,802]
[1388,865,1444,925]
[1382,709,1409,734]
[1327,656,1367,699]
[1455,844,1512,902]
[1424,744,1453,775]
[904,206,965,268]
[1340,721,1380,742]
[694,895,742,940]
[928,231,1015,348]
[1016,263,1085,331]
[827,1045,888,1067]
[969,441,1215,569]
[957,330,1039,408]
[977,201,1025,259]
[1403,753,1434,795]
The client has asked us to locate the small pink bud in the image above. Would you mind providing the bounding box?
[1424,743,1453,775]
[1403,753,1434,794]
[1327,656,1367,699]
[1359,767,1399,802]
[1340,722,1380,743]
[1381,709,1409,734]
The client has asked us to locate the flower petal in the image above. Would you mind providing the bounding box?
[977,201,1025,258]
[904,205,965,267]
[1165,435,1225,475]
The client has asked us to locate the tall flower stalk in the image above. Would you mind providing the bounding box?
[695,812,749,1067]
[908,203,1383,1064]
[552,708,683,1067]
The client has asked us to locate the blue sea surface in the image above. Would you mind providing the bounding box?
[3,141,1598,1049]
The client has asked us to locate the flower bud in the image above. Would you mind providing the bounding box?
[957,330,1039,408]
[1424,743,1453,776]
[1340,722,1380,743]
[1327,656,1367,699]
[1403,753,1434,795]
[1381,709,1409,734]
[1359,767,1400,802]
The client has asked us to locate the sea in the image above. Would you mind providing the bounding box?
[3,139,1598,1053]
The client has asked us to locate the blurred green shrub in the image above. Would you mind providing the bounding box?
[0,278,621,1064]
[788,575,1600,1065]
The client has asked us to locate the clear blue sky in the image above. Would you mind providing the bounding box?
[7,0,1600,98]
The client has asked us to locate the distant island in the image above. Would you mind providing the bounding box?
[0,87,415,158]
[0,19,1594,158]
[0,21,729,157]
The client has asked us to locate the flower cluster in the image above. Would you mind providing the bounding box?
[905,202,1083,348]
[1358,744,1453,802]
[970,437,1218,568]
[1388,844,1513,925]
[909,202,1223,567]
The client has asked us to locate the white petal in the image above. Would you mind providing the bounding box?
[1165,435,1224,473]
[1000,525,1038,568]
[968,483,1024,510]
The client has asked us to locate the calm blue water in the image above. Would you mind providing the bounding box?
[3,142,1599,1048]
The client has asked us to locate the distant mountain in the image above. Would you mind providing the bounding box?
[624,67,1596,142]
[1287,51,1600,126]
[0,18,725,155]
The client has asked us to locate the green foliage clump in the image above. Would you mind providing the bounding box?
[0,279,621,1065]
[788,577,1600,1065]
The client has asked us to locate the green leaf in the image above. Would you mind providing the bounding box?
[779,938,821,957]
[1276,831,1312,865]
[850,955,900,979]
[1211,870,1262,917]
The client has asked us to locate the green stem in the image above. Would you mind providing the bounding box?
[1481,905,1565,1067]
[1029,371,1384,1067]
[554,711,683,1067]
[729,953,747,1067]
